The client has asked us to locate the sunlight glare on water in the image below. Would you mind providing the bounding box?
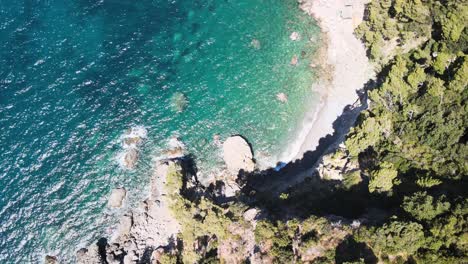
[0,0,320,261]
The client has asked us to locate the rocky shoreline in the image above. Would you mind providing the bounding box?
[66,136,256,264]
[75,159,181,264]
[47,0,375,262]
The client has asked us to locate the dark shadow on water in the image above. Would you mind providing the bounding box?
[238,79,376,201]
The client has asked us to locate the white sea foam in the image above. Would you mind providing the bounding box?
[116,126,148,169]
[120,125,148,149]
[168,136,185,150]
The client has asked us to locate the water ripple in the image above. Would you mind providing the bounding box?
[0,0,320,262]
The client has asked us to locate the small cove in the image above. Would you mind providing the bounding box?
[0,0,320,261]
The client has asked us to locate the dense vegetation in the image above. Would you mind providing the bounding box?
[162,1,467,263]
[253,0,467,262]
[164,162,252,263]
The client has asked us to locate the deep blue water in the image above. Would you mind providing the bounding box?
[0,0,319,262]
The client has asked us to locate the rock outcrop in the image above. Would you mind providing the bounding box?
[76,245,102,264]
[222,136,255,174]
[118,126,147,170]
[77,160,181,264]
[117,213,133,236]
[108,188,127,208]
[122,148,139,170]
[317,145,359,180]
[44,255,58,264]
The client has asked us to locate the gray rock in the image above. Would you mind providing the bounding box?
[108,188,127,208]
[222,136,255,174]
[118,213,133,236]
[123,250,137,264]
[123,148,139,169]
[76,246,102,264]
[44,255,58,264]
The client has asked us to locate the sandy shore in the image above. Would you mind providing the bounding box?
[281,0,374,162]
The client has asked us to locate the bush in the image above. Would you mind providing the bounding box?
[368,162,399,194]
[355,221,425,256]
[402,192,450,221]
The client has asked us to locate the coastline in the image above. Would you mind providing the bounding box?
[281,0,374,162]
[65,1,375,262]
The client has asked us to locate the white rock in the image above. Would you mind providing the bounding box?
[108,188,127,208]
[243,208,259,222]
[290,31,301,41]
[222,136,255,174]
[118,214,133,236]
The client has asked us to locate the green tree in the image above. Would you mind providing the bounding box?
[402,192,451,221]
[439,6,468,42]
[406,66,425,90]
[449,55,468,92]
[393,0,430,23]
[416,176,442,188]
[368,162,399,193]
[355,221,425,256]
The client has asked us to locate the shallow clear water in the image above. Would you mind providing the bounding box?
[0,0,319,262]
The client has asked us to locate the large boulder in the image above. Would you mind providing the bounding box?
[108,188,127,208]
[222,136,255,174]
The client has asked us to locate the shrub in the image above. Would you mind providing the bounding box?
[402,192,450,221]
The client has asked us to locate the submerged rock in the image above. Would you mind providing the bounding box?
[122,126,147,149]
[250,38,261,49]
[290,31,301,41]
[222,136,255,174]
[108,188,127,208]
[123,148,139,170]
[170,92,188,113]
[291,55,299,66]
[276,92,288,103]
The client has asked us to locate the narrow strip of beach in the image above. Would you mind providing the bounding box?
[281,0,374,163]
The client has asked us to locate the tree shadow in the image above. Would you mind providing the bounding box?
[240,79,375,195]
[232,80,392,220]
[335,236,378,264]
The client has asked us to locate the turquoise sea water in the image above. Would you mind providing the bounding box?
[0,0,320,262]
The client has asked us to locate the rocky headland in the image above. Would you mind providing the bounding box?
[76,158,181,264]
[73,135,258,263]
